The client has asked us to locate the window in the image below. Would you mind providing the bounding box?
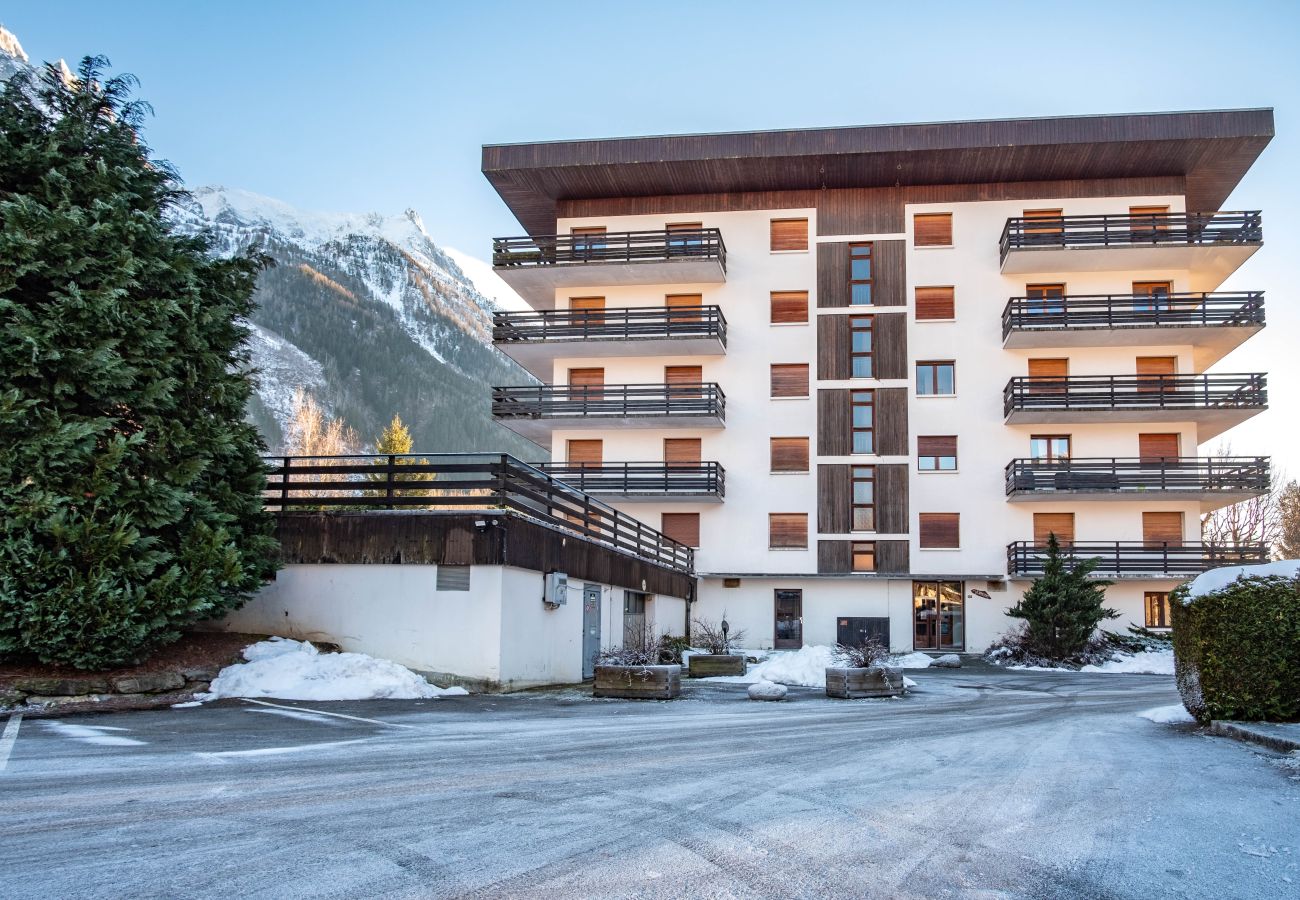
[850,316,873,378]
[916,361,955,396]
[918,513,959,549]
[1030,435,1071,460]
[1143,512,1183,548]
[1129,205,1170,242]
[852,466,875,531]
[770,363,809,398]
[770,290,809,324]
[665,222,703,255]
[852,542,876,572]
[769,513,808,549]
[1145,592,1172,629]
[623,591,648,645]
[770,437,810,473]
[1023,208,1064,242]
[436,565,471,592]
[664,438,701,464]
[570,226,606,253]
[917,436,957,471]
[915,286,954,321]
[1034,513,1075,546]
[849,243,873,306]
[1026,283,1066,315]
[851,390,874,454]
[1133,281,1173,312]
[661,512,700,548]
[913,213,952,247]
[770,218,809,252]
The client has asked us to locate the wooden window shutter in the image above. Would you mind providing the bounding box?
[770,218,809,252]
[568,367,604,387]
[661,512,700,548]
[917,436,958,458]
[1033,513,1075,546]
[566,440,603,465]
[666,293,703,324]
[915,286,955,320]
[817,389,851,456]
[570,226,606,237]
[1136,356,1177,376]
[569,296,604,311]
[771,364,810,398]
[1143,512,1183,546]
[918,513,959,549]
[770,437,809,473]
[913,213,952,247]
[771,291,809,324]
[665,365,703,385]
[664,438,701,464]
[666,222,702,231]
[1138,434,1180,461]
[873,314,907,380]
[1028,358,1069,379]
[769,513,808,549]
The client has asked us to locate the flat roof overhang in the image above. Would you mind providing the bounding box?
[495,413,725,449]
[1003,321,1263,369]
[482,109,1274,236]
[1007,487,1263,512]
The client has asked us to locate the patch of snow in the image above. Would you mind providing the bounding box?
[1138,704,1194,725]
[748,680,787,701]
[39,721,144,747]
[200,637,468,701]
[1081,648,1175,675]
[171,701,203,709]
[0,26,29,63]
[889,652,936,669]
[705,645,926,687]
[1186,559,1300,602]
[903,676,918,689]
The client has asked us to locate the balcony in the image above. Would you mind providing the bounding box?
[1007,541,1268,579]
[493,306,727,378]
[491,229,728,308]
[1003,373,1266,439]
[1005,456,1269,510]
[998,211,1262,290]
[1001,291,1264,367]
[492,383,726,447]
[537,462,725,502]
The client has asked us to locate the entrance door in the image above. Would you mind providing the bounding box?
[774,589,803,649]
[582,583,601,679]
[913,581,964,651]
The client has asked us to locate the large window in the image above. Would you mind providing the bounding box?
[1145,592,1171,629]
[919,513,960,549]
[916,361,955,396]
[852,542,876,572]
[852,466,875,531]
[850,316,874,378]
[917,436,957,471]
[769,513,808,549]
[850,243,873,306]
[1030,435,1071,460]
[851,390,874,454]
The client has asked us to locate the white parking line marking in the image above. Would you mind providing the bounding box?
[195,738,371,761]
[0,715,21,772]
[246,707,346,726]
[39,721,145,747]
[240,698,417,729]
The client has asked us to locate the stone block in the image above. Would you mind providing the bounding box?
[111,672,186,694]
[12,676,109,696]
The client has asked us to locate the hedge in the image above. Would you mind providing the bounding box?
[1170,575,1300,723]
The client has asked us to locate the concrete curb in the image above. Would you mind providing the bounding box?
[1209,720,1300,754]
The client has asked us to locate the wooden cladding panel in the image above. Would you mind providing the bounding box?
[817,242,850,308]
[875,464,909,534]
[817,465,851,534]
[915,286,955,320]
[770,218,809,251]
[817,316,850,380]
[566,440,603,464]
[771,290,809,324]
[914,213,952,247]
[661,512,700,548]
[876,539,909,574]
[664,438,701,464]
[917,435,957,457]
[770,437,810,472]
[1033,512,1075,545]
[568,367,604,387]
[771,363,810,398]
[769,513,808,549]
[876,387,908,457]
[874,314,907,380]
[1028,358,1069,379]
[1143,512,1184,546]
[665,365,704,386]
[1138,433,1180,461]
[872,240,905,307]
[918,513,960,549]
[817,389,851,456]
[817,540,852,574]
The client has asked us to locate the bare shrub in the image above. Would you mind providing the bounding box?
[692,613,747,655]
[594,625,663,667]
[834,638,890,669]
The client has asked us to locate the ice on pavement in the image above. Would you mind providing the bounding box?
[1186,559,1300,601]
[705,645,927,687]
[201,637,468,701]
[1137,704,1194,724]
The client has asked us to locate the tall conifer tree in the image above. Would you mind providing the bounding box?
[1007,534,1118,659]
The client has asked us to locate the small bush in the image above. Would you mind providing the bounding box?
[833,638,890,669]
[594,626,663,668]
[984,623,1114,670]
[1171,574,1300,723]
[657,634,691,665]
[692,613,746,655]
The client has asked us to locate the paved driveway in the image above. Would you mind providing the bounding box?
[1,669,1296,899]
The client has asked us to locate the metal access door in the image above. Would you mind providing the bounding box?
[582,583,601,679]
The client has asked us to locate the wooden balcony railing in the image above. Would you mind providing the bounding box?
[492,383,726,422]
[999,210,1262,264]
[1003,374,1266,417]
[537,462,725,498]
[493,305,727,346]
[1001,291,1264,341]
[1007,541,1268,578]
[261,453,693,571]
[1005,457,1270,498]
[492,228,727,271]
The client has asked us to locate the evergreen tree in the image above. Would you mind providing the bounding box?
[368,414,433,499]
[1006,534,1118,659]
[0,58,277,668]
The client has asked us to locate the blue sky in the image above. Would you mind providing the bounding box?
[6,0,1300,470]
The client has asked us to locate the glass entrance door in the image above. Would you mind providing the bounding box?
[774,589,803,649]
[913,581,964,651]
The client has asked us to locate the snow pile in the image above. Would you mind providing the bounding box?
[1080,648,1175,674]
[201,638,468,701]
[889,651,936,669]
[1137,704,1195,724]
[1185,560,1300,602]
[705,645,925,688]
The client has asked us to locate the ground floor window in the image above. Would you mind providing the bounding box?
[623,591,647,645]
[774,588,803,649]
[1145,591,1171,629]
[913,581,964,651]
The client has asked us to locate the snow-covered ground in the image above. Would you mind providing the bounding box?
[700,645,927,688]
[199,638,467,702]
[1006,647,1175,675]
[1137,704,1195,725]
[1187,559,1300,600]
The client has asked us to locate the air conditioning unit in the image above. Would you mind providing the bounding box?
[544,571,568,607]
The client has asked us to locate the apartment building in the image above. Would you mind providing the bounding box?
[483,109,1273,654]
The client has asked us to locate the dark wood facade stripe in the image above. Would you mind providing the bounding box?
[817,539,909,574]
[872,240,905,307]
[817,464,851,534]
[817,315,849,380]
[876,540,909,574]
[876,464,909,534]
[817,389,850,456]
[875,314,907,380]
[817,242,850,308]
[876,387,908,457]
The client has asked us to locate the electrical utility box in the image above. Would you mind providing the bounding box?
[544,571,569,606]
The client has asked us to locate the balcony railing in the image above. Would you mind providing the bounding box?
[537,462,725,498]
[999,211,1262,264]
[261,453,693,571]
[492,383,726,422]
[494,306,727,346]
[493,228,727,271]
[1005,457,1270,498]
[1007,541,1268,578]
[1003,374,1266,417]
[1001,291,1264,341]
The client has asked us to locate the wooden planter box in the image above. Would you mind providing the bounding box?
[593,664,681,700]
[825,665,905,699]
[687,654,746,677]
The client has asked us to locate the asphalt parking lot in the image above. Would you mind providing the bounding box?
[1,669,1297,899]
